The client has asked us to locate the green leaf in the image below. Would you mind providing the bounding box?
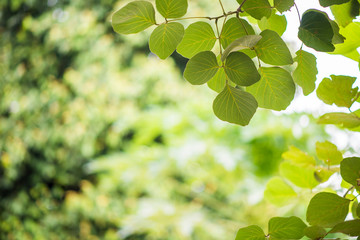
[183,51,219,85]
[314,166,337,183]
[207,56,226,93]
[316,75,359,108]
[331,0,360,27]
[340,157,360,191]
[149,22,184,59]
[282,146,316,167]
[224,52,261,86]
[329,219,360,236]
[332,22,360,57]
[264,177,297,206]
[177,21,216,59]
[279,161,319,189]
[221,18,255,49]
[112,1,156,34]
[155,0,188,18]
[320,0,350,7]
[306,192,350,228]
[330,20,345,44]
[352,199,359,219]
[221,35,262,62]
[213,85,258,126]
[316,141,343,166]
[298,10,335,52]
[357,201,360,218]
[268,216,307,239]
[274,0,295,12]
[247,67,295,111]
[235,225,266,240]
[238,0,272,20]
[255,30,293,65]
[318,112,360,129]
[304,226,327,240]
[292,50,318,96]
[258,11,287,36]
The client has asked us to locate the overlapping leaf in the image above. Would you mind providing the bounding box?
[213,85,258,126]
[224,52,261,86]
[221,18,255,58]
[155,0,188,18]
[238,0,272,20]
[207,56,226,93]
[329,219,360,236]
[184,51,219,85]
[298,10,335,52]
[274,0,295,12]
[112,1,156,34]
[247,67,295,111]
[304,226,327,240]
[316,141,343,166]
[306,192,350,228]
[293,50,318,96]
[177,21,216,59]
[282,146,316,167]
[318,112,360,129]
[320,0,350,7]
[221,35,262,61]
[255,30,293,65]
[149,22,184,59]
[279,161,318,189]
[258,11,287,36]
[331,0,360,27]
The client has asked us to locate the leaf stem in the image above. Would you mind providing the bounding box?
[343,186,355,198]
[237,0,248,13]
[215,19,223,56]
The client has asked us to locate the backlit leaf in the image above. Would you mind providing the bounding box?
[316,141,343,166]
[340,157,360,191]
[293,50,318,96]
[149,22,184,59]
[184,51,219,85]
[298,10,335,52]
[306,192,350,228]
[316,75,358,108]
[274,0,295,12]
[318,112,360,129]
[258,11,287,36]
[331,0,360,27]
[112,1,156,34]
[235,225,266,240]
[207,56,227,93]
[264,177,297,206]
[155,0,188,18]
[213,85,258,126]
[255,30,293,65]
[177,21,216,59]
[332,22,360,58]
[224,52,261,86]
[238,0,272,20]
[247,67,295,111]
[279,161,319,189]
[221,35,261,62]
[268,216,307,239]
[282,146,316,167]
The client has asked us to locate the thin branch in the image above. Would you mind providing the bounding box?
[237,0,248,13]
[218,0,226,15]
[215,19,223,56]
[294,3,301,25]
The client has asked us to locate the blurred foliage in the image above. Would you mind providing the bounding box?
[0,0,328,239]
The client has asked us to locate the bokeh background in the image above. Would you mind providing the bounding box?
[0,0,337,239]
